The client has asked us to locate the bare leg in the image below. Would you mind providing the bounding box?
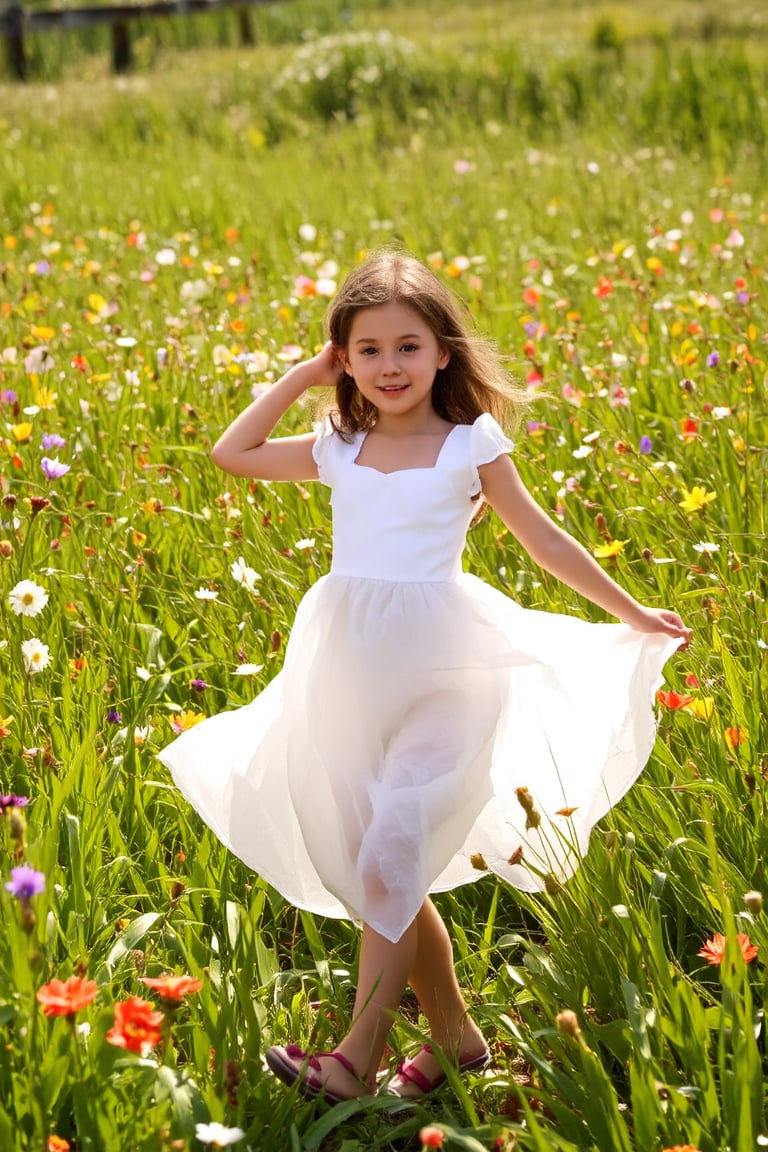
[390,898,487,1095]
[277,919,418,1099]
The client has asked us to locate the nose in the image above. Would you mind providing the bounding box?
[381,352,401,375]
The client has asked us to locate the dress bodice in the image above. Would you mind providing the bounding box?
[312,414,514,583]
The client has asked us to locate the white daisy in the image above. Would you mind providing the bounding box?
[194,1121,245,1147]
[230,557,259,591]
[8,579,48,617]
[21,637,50,675]
[194,587,220,601]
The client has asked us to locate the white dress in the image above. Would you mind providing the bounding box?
[159,414,682,943]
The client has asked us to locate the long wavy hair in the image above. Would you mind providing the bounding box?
[323,248,525,436]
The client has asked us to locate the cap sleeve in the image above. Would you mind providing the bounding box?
[469,413,514,497]
[311,417,335,486]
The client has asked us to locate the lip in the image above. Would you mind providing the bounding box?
[378,384,409,393]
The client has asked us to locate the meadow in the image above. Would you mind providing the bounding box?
[0,0,767,1148]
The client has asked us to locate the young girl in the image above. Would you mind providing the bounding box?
[159,249,689,1105]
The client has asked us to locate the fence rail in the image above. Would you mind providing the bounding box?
[0,0,281,79]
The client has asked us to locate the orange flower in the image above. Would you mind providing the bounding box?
[724,726,747,750]
[106,997,164,1054]
[661,1146,702,1152]
[680,417,699,441]
[697,933,759,966]
[47,1138,71,1152]
[140,974,203,1001]
[37,976,98,1017]
[656,689,695,710]
[593,276,613,298]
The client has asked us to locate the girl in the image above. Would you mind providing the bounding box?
[159,249,689,1105]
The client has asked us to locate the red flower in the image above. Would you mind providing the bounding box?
[419,1127,445,1149]
[106,997,164,1054]
[593,276,614,298]
[140,974,203,1001]
[724,727,747,750]
[37,976,98,1017]
[47,1139,71,1152]
[656,689,695,710]
[697,933,759,966]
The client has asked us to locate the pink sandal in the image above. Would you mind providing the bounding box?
[265,1044,369,1105]
[383,1043,491,1098]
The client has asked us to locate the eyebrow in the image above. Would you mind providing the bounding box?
[354,334,423,344]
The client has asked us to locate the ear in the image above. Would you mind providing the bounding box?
[337,348,352,375]
[437,347,451,370]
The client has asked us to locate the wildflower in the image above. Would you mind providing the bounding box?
[0,716,16,739]
[419,1128,445,1150]
[41,432,66,451]
[697,933,758,966]
[47,1139,71,1152]
[29,496,51,516]
[170,711,204,735]
[141,974,203,1001]
[692,541,720,554]
[41,457,70,481]
[706,351,719,368]
[743,891,763,915]
[685,697,714,721]
[230,557,259,590]
[656,689,694,710]
[678,485,716,514]
[194,1122,246,1147]
[195,587,219,601]
[8,579,48,617]
[5,864,45,899]
[593,540,628,559]
[661,1146,702,1152]
[724,727,747,750]
[639,434,653,454]
[21,638,50,675]
[37,976,98,1017]
[0,793,27,812]
[680,418,699,442]
[106,997,164,1055]
[515,786,542,829]
[190,679,208,692]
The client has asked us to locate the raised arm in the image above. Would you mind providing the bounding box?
[480,455,690,641]
[210,343,343,480]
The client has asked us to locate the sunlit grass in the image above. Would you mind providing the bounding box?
[0,2,766,1149]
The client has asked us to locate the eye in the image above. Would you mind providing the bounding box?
[359,346,378,356]
[400,343,419,353]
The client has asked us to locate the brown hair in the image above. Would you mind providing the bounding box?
[323,247,525,436]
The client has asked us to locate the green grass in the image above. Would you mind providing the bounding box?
[0,1,767,1149]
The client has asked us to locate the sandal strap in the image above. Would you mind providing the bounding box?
[396,1054,436,1094]
[284,1043,364,1087]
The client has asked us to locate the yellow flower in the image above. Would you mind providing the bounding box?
[679,485,717,514]
[131,530,147,548]
[170,711,204,735]
[33,386,57,410]
[593,539,628,559]
[12,422,33,443]
[0,713,14,738]
[684,697,715,722]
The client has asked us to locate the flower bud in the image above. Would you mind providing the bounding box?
[0,540,13,558]
[743,890,763,915]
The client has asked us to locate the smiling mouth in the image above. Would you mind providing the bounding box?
[378,384,409,393]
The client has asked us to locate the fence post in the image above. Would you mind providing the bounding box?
[237,7,253,47]
[5,4,26,81]
[111,19,132,72]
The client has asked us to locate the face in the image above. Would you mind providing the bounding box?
[341,301,450,420]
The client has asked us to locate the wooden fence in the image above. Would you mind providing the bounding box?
[0,0,282,80]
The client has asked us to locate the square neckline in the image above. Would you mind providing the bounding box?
[352,424,461,476]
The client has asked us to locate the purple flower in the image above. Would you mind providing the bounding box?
[524,320,540,338]
[639,435,653,455]
[41,457,70,481]
[106,711,123,725]
[190,679,208,692]
[0,795,29,814]
[737,291,749,305]
[41,432,66,451]
[34,261,51,276]
[706,350,720,368]
[5,864,45,899]
[1,390,18,405]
